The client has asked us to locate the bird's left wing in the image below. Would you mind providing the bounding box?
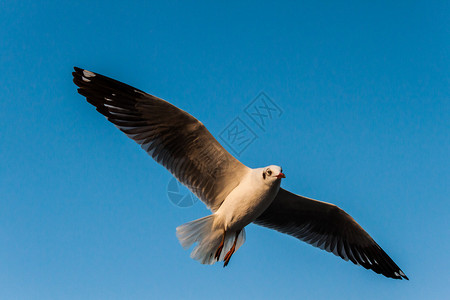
[254,188,408,280]
[73,67,249,211]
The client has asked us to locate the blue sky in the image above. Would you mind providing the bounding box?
[1,1,449,299]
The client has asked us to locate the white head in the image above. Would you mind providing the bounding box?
[261,165,285,185]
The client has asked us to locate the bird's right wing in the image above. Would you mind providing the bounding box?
[254,188,408,280]
[73,67,249,211]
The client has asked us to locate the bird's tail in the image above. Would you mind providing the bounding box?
[176,215,246,265]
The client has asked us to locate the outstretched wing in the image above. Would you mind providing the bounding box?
[73,67,249,211]
[254,188,408,280]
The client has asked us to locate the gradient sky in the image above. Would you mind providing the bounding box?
[1,1,449,299]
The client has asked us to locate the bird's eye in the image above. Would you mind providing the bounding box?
[267,169,272,176]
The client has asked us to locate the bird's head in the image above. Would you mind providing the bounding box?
[262,165,285,184]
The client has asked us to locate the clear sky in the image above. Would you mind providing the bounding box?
[1,1,449,299]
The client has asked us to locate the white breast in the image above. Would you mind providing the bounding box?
[214,168,281,231]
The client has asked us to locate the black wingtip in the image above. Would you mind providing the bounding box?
[399,270,409,280]
[72,67,83,85]
[73,66,85,75]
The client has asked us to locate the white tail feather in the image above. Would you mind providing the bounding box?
[176,215,246,265]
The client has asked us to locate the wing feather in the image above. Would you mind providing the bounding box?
[254,188,408,280]
[73,67,249,211]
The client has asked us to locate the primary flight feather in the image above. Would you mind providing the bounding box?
[72,67,408,279]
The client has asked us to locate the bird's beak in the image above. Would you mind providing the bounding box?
[276,172,286,179]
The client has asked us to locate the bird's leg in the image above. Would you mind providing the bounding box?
[223,230,241,267]
[214,230,226,260]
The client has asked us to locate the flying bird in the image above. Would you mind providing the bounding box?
[72,67,408,280]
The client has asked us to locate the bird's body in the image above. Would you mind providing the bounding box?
[72,67,408,279]
[177,166,283,265]
[216,167,282,231]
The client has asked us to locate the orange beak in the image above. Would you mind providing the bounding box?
[276,172,286,179]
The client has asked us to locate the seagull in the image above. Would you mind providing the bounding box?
[72,67,408,280]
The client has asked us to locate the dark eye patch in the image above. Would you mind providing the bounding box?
[262,172,266,179]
